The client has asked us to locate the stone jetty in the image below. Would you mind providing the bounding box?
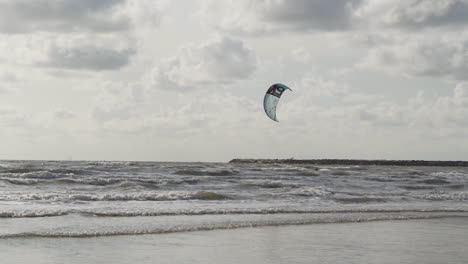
[229,159,468,167]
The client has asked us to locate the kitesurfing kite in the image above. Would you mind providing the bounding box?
[263,83,292,122]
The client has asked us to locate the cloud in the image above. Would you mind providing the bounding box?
[89,76,262,135]
[85,80,261,141]
[0,70,17,82]
[53,109,75,120]
[0,0,130,34]
[280,74,468,140]
[94,91,262,140]
[0,108,27,127]
[91,81,143,122]
[351,82,468,136]
[199,0,361,35]
[0,0,171,71]
[361,33,468,80]
[149,36,256,91]
[70,76,468,143]
[201,0,468,34]
[44,42,135,71]
[0,107,77,129]
[259,0,360,31]
[357,0,468,30]
[431,82,468,127]
[352,1,468,81]
[2,1,468,161]
[0,34,137,71]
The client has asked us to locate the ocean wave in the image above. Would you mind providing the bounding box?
[0,210,69,218]
[0,176,201,188]
[0,191,228,202]
[243,180,299,189]
[174,169,239,176]
[408,171,426,176]
[115,178,200,188]
[2,208,468,218]
[332,196,388,204]
[1,168,96,182]
[399,185,437,190]
[0,177,124,186]
[13,172,62,179]
[295,171,320,177]
[80,208,468,217]
[2,168,44,174]
[83,161,136,167]
[79,161,149,171]
[365,177,396,182]
[446,184,466,190]
[330,170,351,176]
[419,178,451,185]
[260,167,320,175]
[287,186,332,197]
[2,212,467,238]
[411,191,468,201]
[346,166,369,171]
[48,168,92,176]
[0,178,40,185]
[55,178,123,186]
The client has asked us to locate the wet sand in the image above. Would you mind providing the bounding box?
[1,217,467,264]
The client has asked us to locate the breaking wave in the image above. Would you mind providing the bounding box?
[174,169,239,176]
[2,212,467,238]
[0,191,228,202]
[1,208,468,219]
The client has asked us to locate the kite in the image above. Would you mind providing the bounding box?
[263,83,292,122]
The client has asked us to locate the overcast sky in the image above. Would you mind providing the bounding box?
[1,0,468,161]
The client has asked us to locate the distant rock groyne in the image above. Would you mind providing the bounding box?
[229,159,468,167]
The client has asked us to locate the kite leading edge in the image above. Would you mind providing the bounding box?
[263,83,292,122]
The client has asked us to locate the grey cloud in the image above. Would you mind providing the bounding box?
[203,0,362,34]
[428,83,468,129]
[0,0,129,33]
[354,83,468,134]
[355,105,407,127]
[92,106,136,122]
[0,108,26,127]
[396,1,468,29]
[44,45,135,70]
[197,36,256,80]
[261,0,360,31]
[363,35,468,80]
[53,109,75,120]
[151,36,256,91]
[358,0,468,30]
[454,82,468,99]
[219,0,468,34]
[0,71,17,82]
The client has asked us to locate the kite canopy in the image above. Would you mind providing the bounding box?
[263,83,292,122]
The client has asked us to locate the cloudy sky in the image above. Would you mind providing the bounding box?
[1,0,468,161]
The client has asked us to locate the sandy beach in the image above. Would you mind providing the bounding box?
[1,217,467,264]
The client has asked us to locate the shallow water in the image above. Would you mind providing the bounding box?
[1,218,467,264]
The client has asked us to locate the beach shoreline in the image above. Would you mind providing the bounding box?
[1,217,467,264]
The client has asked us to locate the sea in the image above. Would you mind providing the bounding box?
[0,160,467,263]
[1,159,467,237]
